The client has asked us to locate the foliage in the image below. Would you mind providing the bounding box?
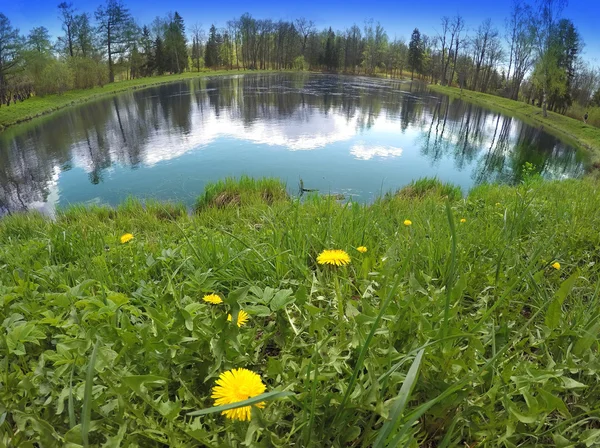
[68,57,109,90]
[0,13,23,101]
[35,60,73,96]
[593,89,600,107]
[292,56,308,71]
[2,176,600,445]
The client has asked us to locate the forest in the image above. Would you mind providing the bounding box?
[0,0,599,125]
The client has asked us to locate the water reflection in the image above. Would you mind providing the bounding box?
[0,73,585,213]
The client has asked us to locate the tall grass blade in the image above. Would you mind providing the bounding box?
[442,201,457,339]
[373,349,425,448]
[82,339,99,447]
[68,362,76,429]
[187,390,294,416]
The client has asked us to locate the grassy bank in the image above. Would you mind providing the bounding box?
[2,176,600,446]
[430,85,600,167]
[0,69,278,131]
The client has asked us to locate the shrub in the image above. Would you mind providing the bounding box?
[36,60,73,96]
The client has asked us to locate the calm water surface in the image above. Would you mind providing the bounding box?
[0,73,586,213]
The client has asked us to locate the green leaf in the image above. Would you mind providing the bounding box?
[244,305,272,317]
[573,320,600,357]
[545,271,579,330]
[342,426,362,443]
[508,403,537,424]
[122,375,169,395]
[373,349,425,448]
[157,400,182,421]
[270,289,294,311]
[226,286,250,305]
[561,377,587,389]
[101,424,127,448]
[187,390,294,416]
[581,429,600,447]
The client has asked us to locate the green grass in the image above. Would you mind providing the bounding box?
[430,85,600,168]
[0,69,280,131]
[2,176,600,446]
[395,177,463,201]
[195,175,289,211]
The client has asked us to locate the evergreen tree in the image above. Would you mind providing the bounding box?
[205,25,219,69]
[165,12,188,73]
[408,28,423,80]
[140,26,153,76]
[153,36,166,75]
[324,28,336,71]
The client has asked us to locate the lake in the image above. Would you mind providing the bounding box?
[0,73,586,214]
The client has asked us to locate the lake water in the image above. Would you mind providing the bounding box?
[0,73,586,214]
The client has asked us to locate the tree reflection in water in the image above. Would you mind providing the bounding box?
[0,73,585,213]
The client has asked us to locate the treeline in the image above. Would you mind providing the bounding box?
[0,0,599,123]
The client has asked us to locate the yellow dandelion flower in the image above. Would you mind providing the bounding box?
[120,233,134,244]
[495,202,501,207]
[203,293,223,304]
[403,219,412,226]
[211,368,266,421]
[317,249,351,266]
[552,262,561,270]
[356,246,367,253]
[228,310,250,327]
[460,218,467,223]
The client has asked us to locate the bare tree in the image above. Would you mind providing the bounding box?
[448,15,465,86]
[505,0,534,99]
[471,19,499,91]
[58,2,76,57]
[438,17,450,85]
[295,17,315,56]
[190,23,204,72]
[95,0,136,83]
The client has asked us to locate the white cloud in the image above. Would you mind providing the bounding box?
[350,143,404,160]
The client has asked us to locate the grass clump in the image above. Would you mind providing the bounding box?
[195,176,288,211]
[396,177,463,201]
[3,177,600,446]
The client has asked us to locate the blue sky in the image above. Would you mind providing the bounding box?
[4,0,600,65]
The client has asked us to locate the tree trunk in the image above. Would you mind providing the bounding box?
[542,88,548,117]
[108,25,114,83]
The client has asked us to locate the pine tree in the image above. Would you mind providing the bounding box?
[165,12,188,73]
[141,26,152,76]
[408,28,423,80]
[205,25,219,69]
[324,28,336,71]
[153,36,166,75]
